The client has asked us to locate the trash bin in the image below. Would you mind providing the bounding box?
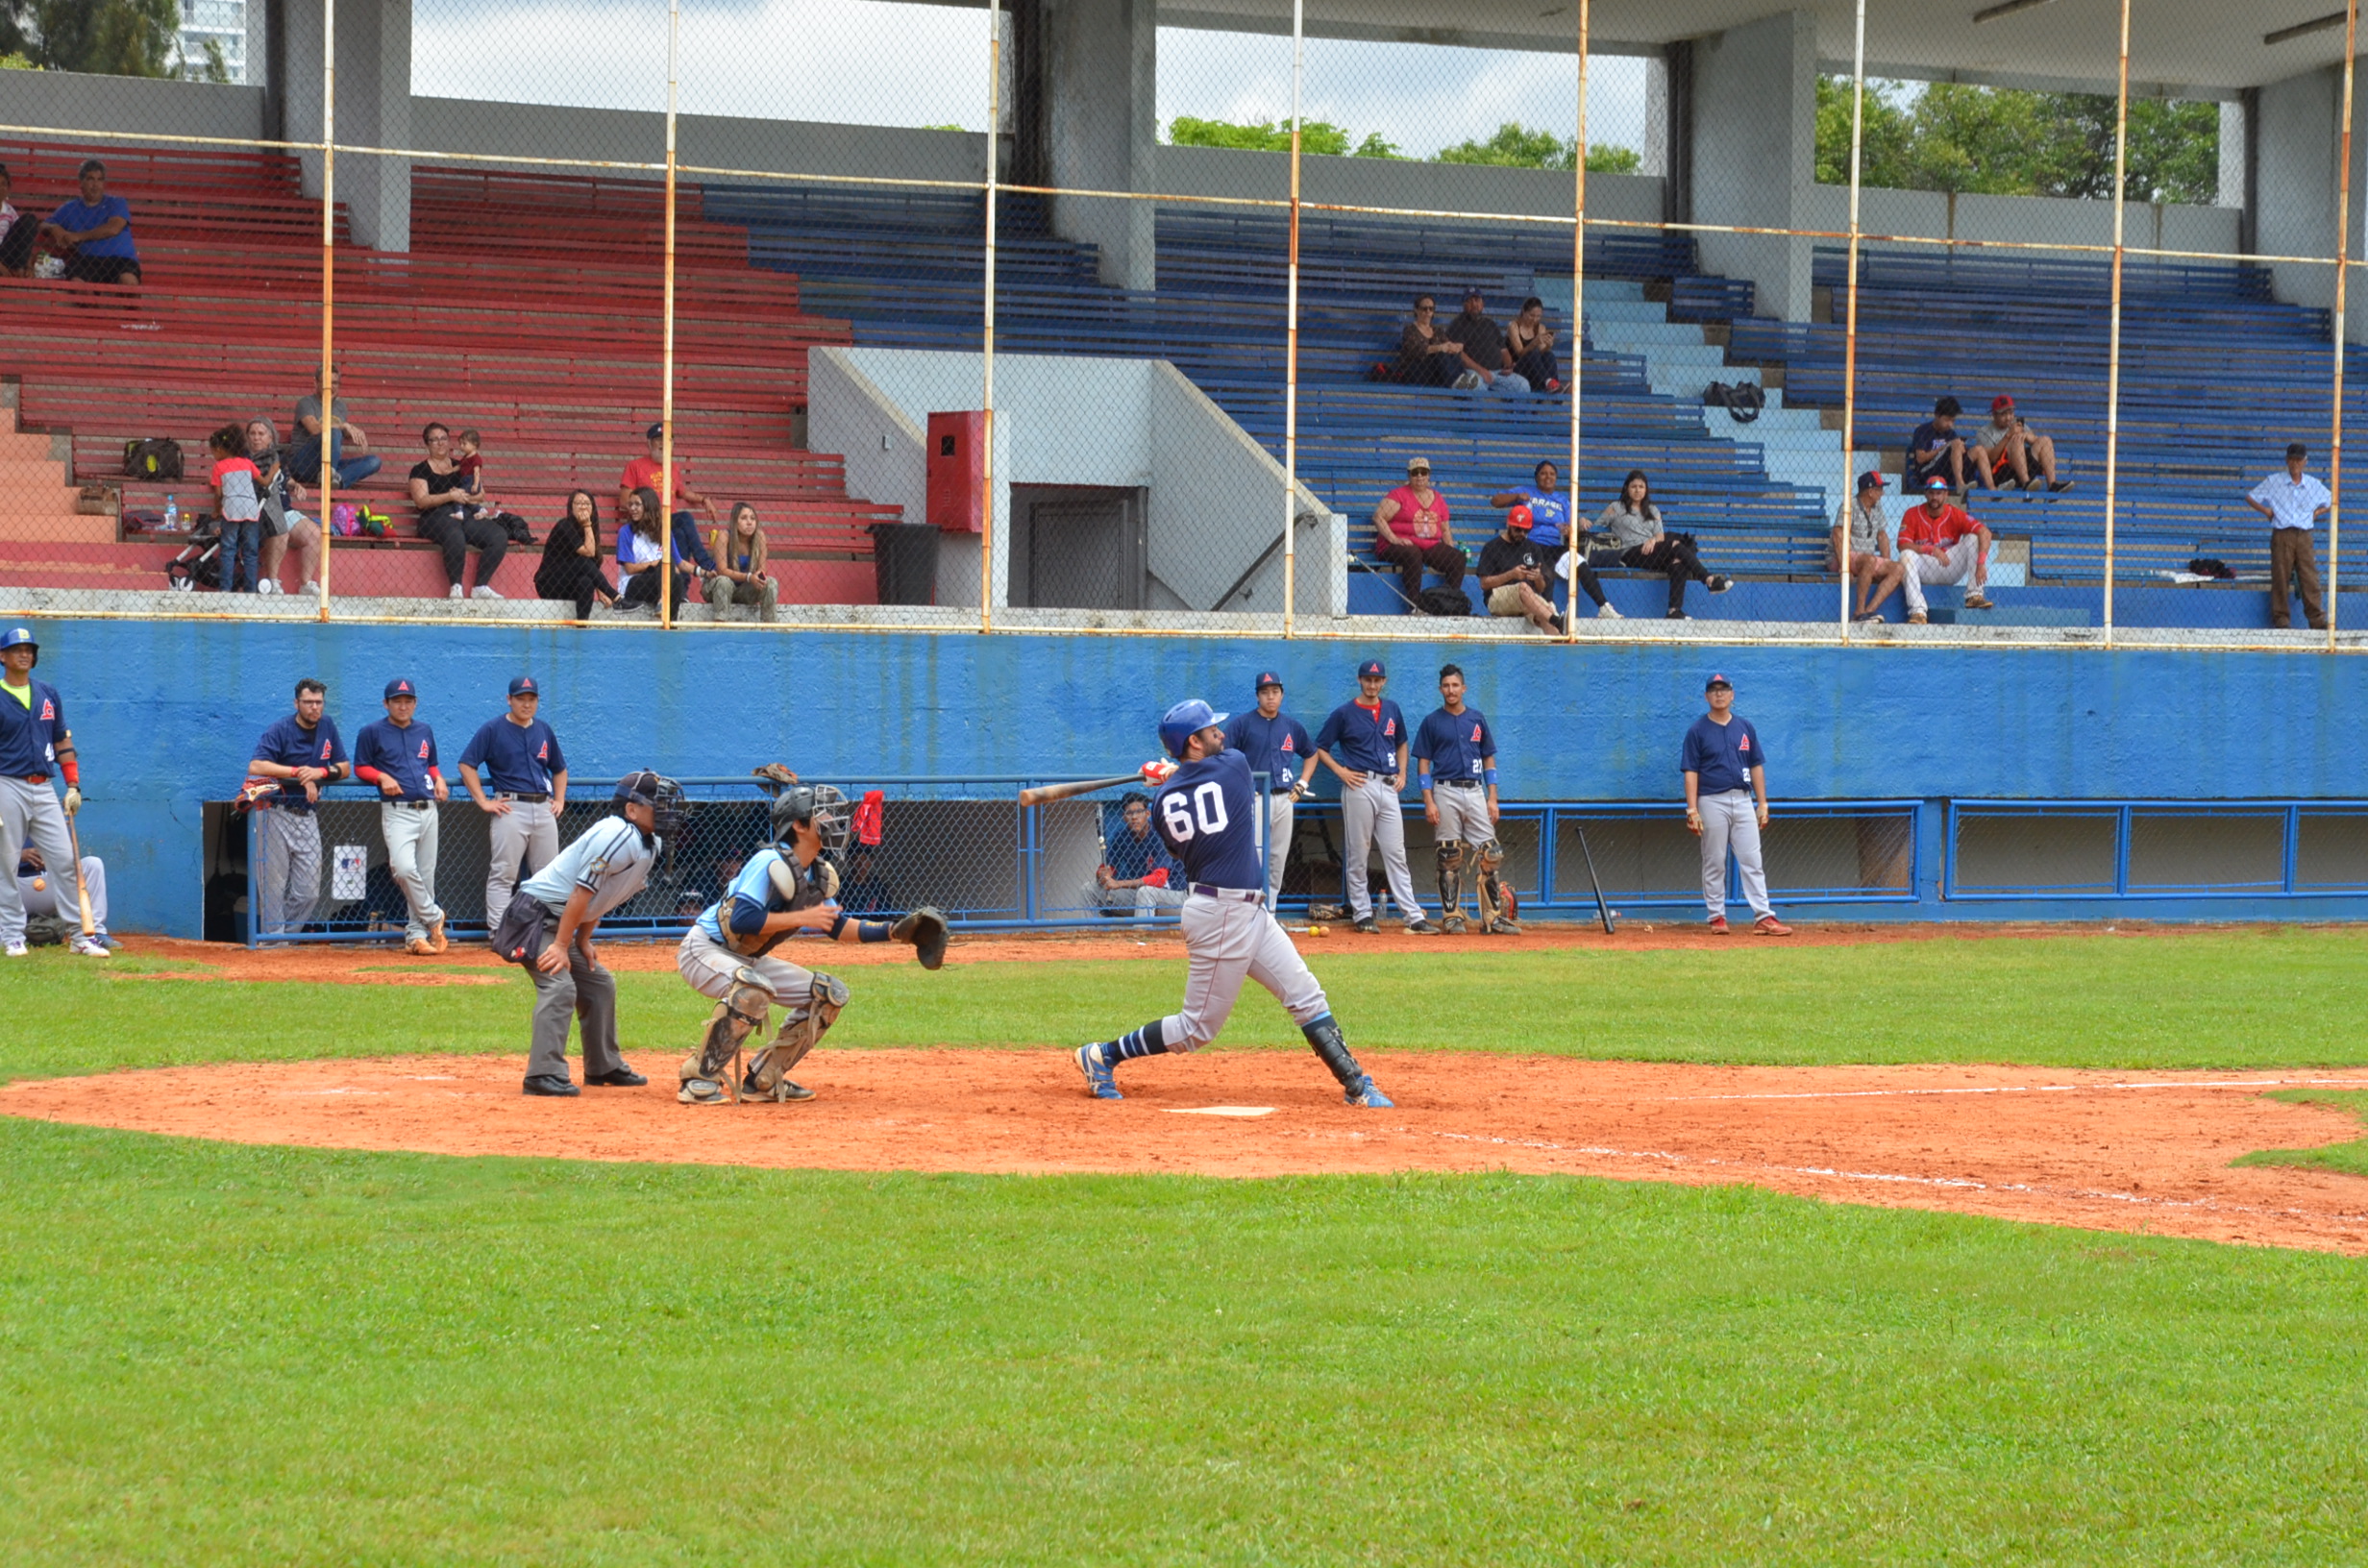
[870,523,939,606]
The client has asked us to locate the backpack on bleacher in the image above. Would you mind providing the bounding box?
[122,438,185,482]
[1416,586,1473,617]
[1702,381,1764,424]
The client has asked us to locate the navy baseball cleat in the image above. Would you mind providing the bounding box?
[1075,1041,1123,1100]
[1346,1078,1394,1109]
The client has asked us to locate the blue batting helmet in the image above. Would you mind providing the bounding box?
[1158,698,1227,761]
[0,626,36,664]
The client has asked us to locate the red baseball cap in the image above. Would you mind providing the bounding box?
[1991,395,2015,413]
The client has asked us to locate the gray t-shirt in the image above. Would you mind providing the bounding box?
[1590,501,1665,551]
[1837,501,1883,554]
[520,816,658,920]
[293,394,348,435]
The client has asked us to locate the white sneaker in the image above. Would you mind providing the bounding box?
[448,583,464,600]
[71,936,111,957]
[1596,601,1623,619]
[255,577,276,596]
[471,585,504,600]
[4,941,26,957]
[300,580,319,596]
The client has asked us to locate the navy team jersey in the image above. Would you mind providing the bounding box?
[352,718,440,801]
[1313,698,1407,776]
[1414,705,1494,783]
[0,677,68,777]
[458,715,564,794]
[1153,748,1265,892]
[1681,714,1764,795]
[1223,710,1312,792]
[253,714,347,808]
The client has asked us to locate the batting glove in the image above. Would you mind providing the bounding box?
[1139,759,1176,785]
[62,787,81,816]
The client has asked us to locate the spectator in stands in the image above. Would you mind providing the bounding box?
[0,163,39,277]
[615,486,690,618]
[36,159,139,286]
[1896,476,1998,624]
[618,425,722,578]
[1832,471,1906,623]
[1503,297,1563,393]
[1097,792,1183,917]
[704,502,778,622]
[535,490,618,620]
[1491,458,1573,551]
[1906,396,1981,494]
[1372,456,1467,609]
[1583,470,1733,620]
[840,848,892,915]
[1474,506,1565,635]
[246,418,323,598]
[1444,289,1528,394]
[290,368,382,490]
[2248,442,2331,632]
[207,425,265,596]
[408,422,508,600]
[1394,295,1468,386]
[1974,396,2072,492]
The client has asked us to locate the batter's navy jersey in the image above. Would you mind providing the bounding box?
[1681,714,1764,795]
[1223,710,1312,790]
[458,716,564,794]
[1314,698,1407,775]
[1414,706,1494,782]
[352,718,440,801]
[253,715,347,808]
[1153,748,1265,891]
[0,678,68,776]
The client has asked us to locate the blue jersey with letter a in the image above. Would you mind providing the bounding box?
[1152,748,1264,891]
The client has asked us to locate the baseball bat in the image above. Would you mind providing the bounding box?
[62,808,95,937]
[1573,821,1617,935]
[1017,773,1141,808]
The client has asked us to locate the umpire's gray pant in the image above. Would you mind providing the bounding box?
[1698,788,1773,920]
[254,805,322,937]
[484,799,558,929]
[381,801,444,943]
[1341,774,1425,925]
[0,775,76,946]
[528,908,625,1082]
[1264,793,1295,906]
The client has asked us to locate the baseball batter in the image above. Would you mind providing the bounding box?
[0,626,105,958]
[1073,699,1393,1108]
[1313,659,1437,935]
[457,675,567,931]
[1221,671,1315,906]
[1414,664,1518,935]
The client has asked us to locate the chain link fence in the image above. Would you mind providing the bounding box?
[1948,800,2368,898]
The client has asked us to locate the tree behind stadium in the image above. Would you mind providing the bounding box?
[1,0,180,77]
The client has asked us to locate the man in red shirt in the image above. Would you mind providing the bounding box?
[1897,476,1997,624]
[619,424,722,539]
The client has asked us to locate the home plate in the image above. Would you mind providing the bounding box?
[1166,1106,1276,1118]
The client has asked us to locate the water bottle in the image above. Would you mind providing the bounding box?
[163,495,179,532]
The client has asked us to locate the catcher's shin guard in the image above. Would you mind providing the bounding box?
[748,971,849,1090]
[1301,1013,1393,1108]
[1434,839,1465,925]
[1473,838,1507,925]
[695,968,773,1081]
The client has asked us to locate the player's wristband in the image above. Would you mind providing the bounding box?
[60,759,79,787]
[1483,768,1498,786]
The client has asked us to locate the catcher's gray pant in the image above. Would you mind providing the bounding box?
[1263,794,1295,905]
[1159,888,1329,1050]
[527,912,625,1082]
[1341,775,1425,924]
[1698,788,1773,920]
[0,775,76,946]
[678,925,823,1011]
[1430,783,1493,846]
[254,805,322,937]
[17,855,107,933]
[484,799,558,926]
[381,802,444,943]
[1898,536,1987,615]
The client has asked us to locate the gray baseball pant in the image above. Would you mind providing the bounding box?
[484,799,558,925]
[1159,889,1330,1049]
[1264,793,1295,906]
[17,855,108,933]
[1698,788,1773,920]
[527,910,625,1082]
[0,775,76,946]
[1341,774,1425,925]
[1431,783,1495,921]
[380,802,445,944]
[254,805,322,936]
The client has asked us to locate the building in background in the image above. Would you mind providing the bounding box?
[177,0,247,83]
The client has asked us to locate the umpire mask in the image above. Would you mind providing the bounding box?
[614,770,685,847]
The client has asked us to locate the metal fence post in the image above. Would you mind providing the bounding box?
[2099,0,2134,644]
[2329,0,2358,650]
[315,0,337,619]
[981,0,1002,635]
[1283,0,1304,640]
[1838,0,1868,639]
[657,0,680,630]
[1564,0,1591,640]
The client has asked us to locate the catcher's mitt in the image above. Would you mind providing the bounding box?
[1307,902,1344,922]
[751,762,801,796]
[891,906,950,970]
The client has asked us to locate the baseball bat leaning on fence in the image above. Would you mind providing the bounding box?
[1017,775,1143,808]
[62,809,95,937]
[1573,822,1617,935]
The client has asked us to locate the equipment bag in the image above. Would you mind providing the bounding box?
[122,437,185,481]
[1416,585,1474,617]
[1702,381,1764,424]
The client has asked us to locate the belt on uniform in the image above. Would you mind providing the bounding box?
[1438,777,1482,789]
[498,793,551,802]
[1190,884,1263,904]
[387,799,434,810]
[17,773,48,784]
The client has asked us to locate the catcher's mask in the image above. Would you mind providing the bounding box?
[771,783,852,853]
[614,770,685,843]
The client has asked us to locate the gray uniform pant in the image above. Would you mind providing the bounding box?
[484,798,558,927]
[381,802,444,943]
[1264,794,1295,906]
[1698,788,1772,920]
[1431,782,1493,845]
[254,805,322,936]
[0,775,76,946]
[527,909,625,1082]
[1341,774,1425,924]
[1160,889,1330,1049]
[17,855,107,933]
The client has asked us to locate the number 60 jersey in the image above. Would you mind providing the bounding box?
[1151,747,1267,893]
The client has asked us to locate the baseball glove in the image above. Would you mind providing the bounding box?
[751,762,801,796]
[891,905,950,970]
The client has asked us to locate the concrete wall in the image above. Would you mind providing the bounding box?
[1157,144,1665,227]
[408,99,992,185]
[1692,9,1818,322]
[1804,184,2242,258]
[1044,0,1157,290]
[2255,62,2357,333]
[0,67,265,142]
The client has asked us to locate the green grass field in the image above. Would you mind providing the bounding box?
[5,928,2368,1563]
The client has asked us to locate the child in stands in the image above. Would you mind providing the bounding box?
[453,429,487,516]
[208,424,267,594]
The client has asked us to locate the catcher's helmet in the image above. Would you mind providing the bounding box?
[613,770,685,840]
[1158,698,1227,761]
[772,784,852,850]
[0,626,36,665]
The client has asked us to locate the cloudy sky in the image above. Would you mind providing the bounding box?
[410,0,1651,160]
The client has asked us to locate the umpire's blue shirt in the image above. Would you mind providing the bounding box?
[1315,698,1407,776]
[1681,714,1764,796]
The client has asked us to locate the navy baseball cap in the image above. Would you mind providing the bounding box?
[1705,673,1733,691]
[1255,671,1283,691]
[383,677,417,699]
[508,675,539,697]
[1357,658,1386,679]
[1857,471,1886,493]
[644,423,665,441]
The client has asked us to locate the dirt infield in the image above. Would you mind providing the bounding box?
[10,1049,2368,1255]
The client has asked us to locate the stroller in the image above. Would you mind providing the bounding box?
[164,521,224,592]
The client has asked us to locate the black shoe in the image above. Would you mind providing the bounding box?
[1706,574,1733,593]
[522,1074,580,1097]
[1352,916,1380,934]
[1665,608,1689,620]
[585,1066,648,1088]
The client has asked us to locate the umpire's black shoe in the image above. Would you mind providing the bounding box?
[1352,917,1380,934]
[585,1067,648,1088]
[522,1074,580,1097]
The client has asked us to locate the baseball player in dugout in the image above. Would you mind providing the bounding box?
[247,676,349,939]
[351,677,449,956]
[1221,671,1316,907]
[1074,699,1392,1107]
[1415,664,1519,935]
[1314,658,1439,935]
[458,675,567,937]
[0,626,108,958]
[675,779,949,1106]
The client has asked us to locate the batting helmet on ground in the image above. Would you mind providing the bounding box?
[1158,698,1227,761]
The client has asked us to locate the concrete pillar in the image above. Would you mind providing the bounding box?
[280,0,410,252]
[1042,0,1155,292]
[2251,61,2368,339]
[1689,9,1816,322]
[2218,100,2246,209]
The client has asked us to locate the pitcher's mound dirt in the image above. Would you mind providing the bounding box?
[9,1051,2368,1255]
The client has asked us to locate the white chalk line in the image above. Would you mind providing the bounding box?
[1663,1076,2368,1104]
